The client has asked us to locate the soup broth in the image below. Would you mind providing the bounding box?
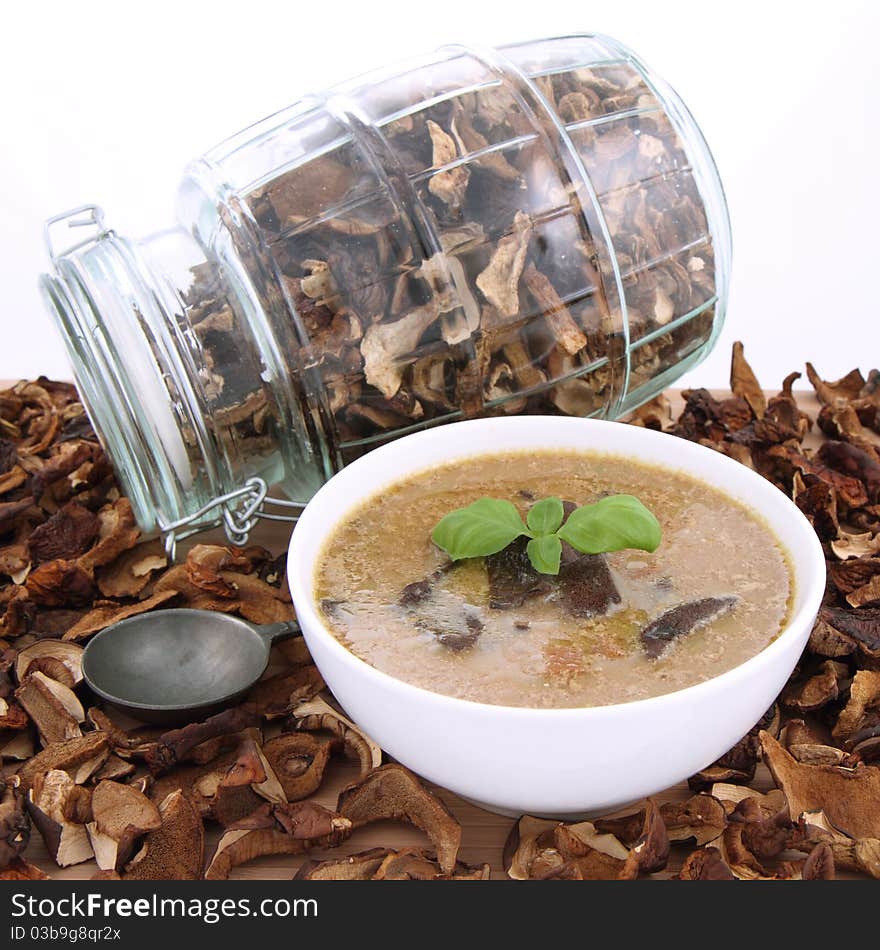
[315,451,792,708]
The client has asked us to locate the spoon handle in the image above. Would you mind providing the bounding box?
[252,620,301,646]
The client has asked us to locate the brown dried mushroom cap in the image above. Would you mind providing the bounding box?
[782,659,849,713]
[145,705,261,774]
[89,754,136,784]
[294,847,392,881]
[290,696,382,774]
[27,502,99,564]
[15,671,84,745]
[205,801,351,880]
[261,732,339,802]
[337,763,461,875]
[122,789,204,881]
[805,362,867,405]
[370,847,490,881]
[14,640,83,688]
[730,341,766,419]
[833,669,880,744]
[801,842,835,880]
[619,799,670,879]
[76,498,140,575]
[209,735,285,826]
[95,539,166,599]
[26,559,94,608]
[27,769,93,867]
[761,731,880,839]
[15,731,109,791]
[86,780,161,871]
[677,846,735,880]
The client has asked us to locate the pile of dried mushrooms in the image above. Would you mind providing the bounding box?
[1,342,880,880]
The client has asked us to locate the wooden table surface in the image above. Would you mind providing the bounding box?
[14,388,828,879]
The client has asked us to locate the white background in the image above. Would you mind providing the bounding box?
[2,0,877,390]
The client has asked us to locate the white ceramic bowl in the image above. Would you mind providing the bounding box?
[288,417,825,818]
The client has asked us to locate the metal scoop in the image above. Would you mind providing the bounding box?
[82,608,300,725]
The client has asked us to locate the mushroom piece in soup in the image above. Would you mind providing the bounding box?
[315,451,793,709]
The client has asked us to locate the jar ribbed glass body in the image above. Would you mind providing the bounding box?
[40,34,730,544]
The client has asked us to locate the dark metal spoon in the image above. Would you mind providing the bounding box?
[82,607,299,725]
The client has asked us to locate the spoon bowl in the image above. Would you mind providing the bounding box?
[82,608,298,725]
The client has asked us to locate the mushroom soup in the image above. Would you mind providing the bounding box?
[315,451,793,708]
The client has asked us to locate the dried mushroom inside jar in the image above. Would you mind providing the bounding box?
[187,50,722,472]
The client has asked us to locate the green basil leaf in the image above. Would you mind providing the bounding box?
[557,494,662,555]
[432,498,529,560]
[525,496,564,537]
[527,535,563,575]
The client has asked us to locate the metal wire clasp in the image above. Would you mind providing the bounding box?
[158,478,304,560]
[44,204,110,264]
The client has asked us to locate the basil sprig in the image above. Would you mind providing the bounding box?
[431,494,661,575]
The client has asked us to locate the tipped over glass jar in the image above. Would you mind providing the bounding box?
[40,33,730,552]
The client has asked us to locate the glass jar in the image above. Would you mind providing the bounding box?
[40,33,730,550]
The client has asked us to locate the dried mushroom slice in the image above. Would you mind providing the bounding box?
[290,696,382,775]
[677,846,735,880]
[294,847,392,880]
[692,705,779,792]
[504,815,629,881]
[618,799,670,879]
[145,706,261,774]
[95,540,166,599]
[15,731,109,791]
[62,590,179,642]
[26,559,94,608]
[205,801,351,880]
[337,763,461,875]
[730,341,766,419]
[371,847,489,881]
[833,669,880,746]
[0,731,34,762]
[26,769,93,867]
[122,790,204,881]
[15,671,84,745]
[761,731,880,839]
[89,754,136,784]
[801,842,835,880]
[14,640,83,688]
[0,700,29,732]
[85,708,161,761]
[596,794,727,848]
[76,498,140,575]
[27,502,99,564]
[0,776,29,869]
[261,733,339,802]
[791,813,879,879]
[0,857,49,880]
[86,780,161,871]
[247,664,324,718]
[782,659,849,713]
[149,744,247,821]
